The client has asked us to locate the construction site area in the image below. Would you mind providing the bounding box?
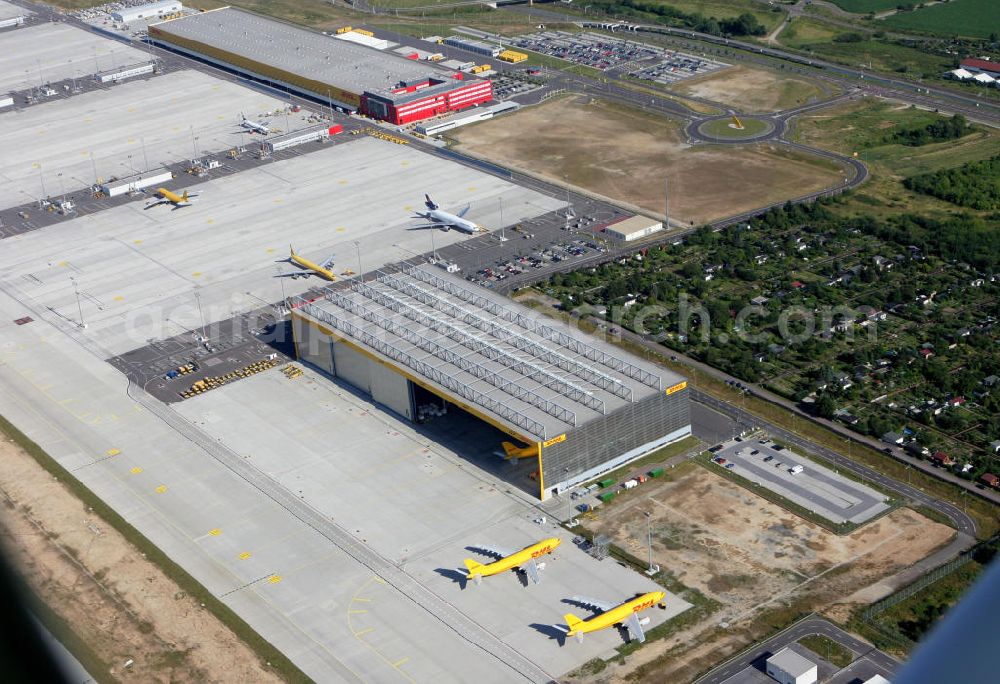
[585,462,955,681]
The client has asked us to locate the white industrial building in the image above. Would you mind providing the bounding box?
[112,0,182,24]
[262,124,339,154]
[945,68,974,81]
[766,648,818,684]
[0,95,13,108]
[100,168,173,197]
[96,61,156,84]
[334,30,394,51]
[605,215,663,242]
[415,102,519,136]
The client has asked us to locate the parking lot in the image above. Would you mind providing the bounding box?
[710,437,890,525]
[469,236,601,286]
[629,47,729,86]
[489,73,544,101]
[433,196,630,291]
[508,31,728,85]
[510,31,661,72]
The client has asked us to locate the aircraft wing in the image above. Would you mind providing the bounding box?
[144,198,167,210]
[467,544,515,560]
[624,613,646,643]
[525,558,541,584]
[406,224,442,231]
[568,596,616,613]
[457,204,471,218]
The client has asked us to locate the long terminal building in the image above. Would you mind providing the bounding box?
[148,7,493,124]
[291,264,691,500]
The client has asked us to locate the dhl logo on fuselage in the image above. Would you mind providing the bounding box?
[632,599,656,612]
[530,545,555,558]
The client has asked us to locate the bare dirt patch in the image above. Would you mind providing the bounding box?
[450,96,843,225]
[595,465,953,621]
[0,436,284,683]
[672,65,828,113]
[567,464,954,683]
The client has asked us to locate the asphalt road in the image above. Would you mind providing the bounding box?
[504,7,1000,126]
[694,614,899,684]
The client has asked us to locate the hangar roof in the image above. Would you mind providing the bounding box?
[150,6,446,96]
[293,264,685,442]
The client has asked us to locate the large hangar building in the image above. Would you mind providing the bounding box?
[148,7,493,124]
[291,264,691,500]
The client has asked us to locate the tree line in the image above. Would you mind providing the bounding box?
[904,154,1000,211]
[884,113,972,147]
[586,0,768,37]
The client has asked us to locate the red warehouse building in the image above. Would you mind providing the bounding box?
[362,77,494,125]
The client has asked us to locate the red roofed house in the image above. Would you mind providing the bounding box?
[919,348,934,359]
[981,473,999,488]
[960,58,1000,78]
[949,396,966,407]
[791,281,805,289]
[931,451,955,467]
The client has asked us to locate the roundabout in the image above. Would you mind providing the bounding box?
[691,115,780,143]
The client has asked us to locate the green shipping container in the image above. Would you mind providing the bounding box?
[598,478,615,489]
[598,492,616,503]
[648,468,665,478]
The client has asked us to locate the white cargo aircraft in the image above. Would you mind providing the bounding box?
[409,194,485,235]
[239,113,271,135]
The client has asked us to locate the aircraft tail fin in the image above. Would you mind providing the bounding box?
[463,558,484,584]
[424,194,438,210]
[564,613,585,641]
[182,191,189,201]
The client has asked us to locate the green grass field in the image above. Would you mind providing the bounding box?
[827,0,903,12]
[778,17,841,49]
[792,35,954,77]
[798,635,854,668]
[792,99,1000,219]
[882,0,1000,39]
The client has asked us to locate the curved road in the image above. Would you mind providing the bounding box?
[502,6,1000,125]
[694,614,899,684]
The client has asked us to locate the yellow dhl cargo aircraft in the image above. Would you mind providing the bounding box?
[144,187,198,209]
[563,591,666,644]
[464,537,561,585]
[278,246,336,281]
[501,441,539,460]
